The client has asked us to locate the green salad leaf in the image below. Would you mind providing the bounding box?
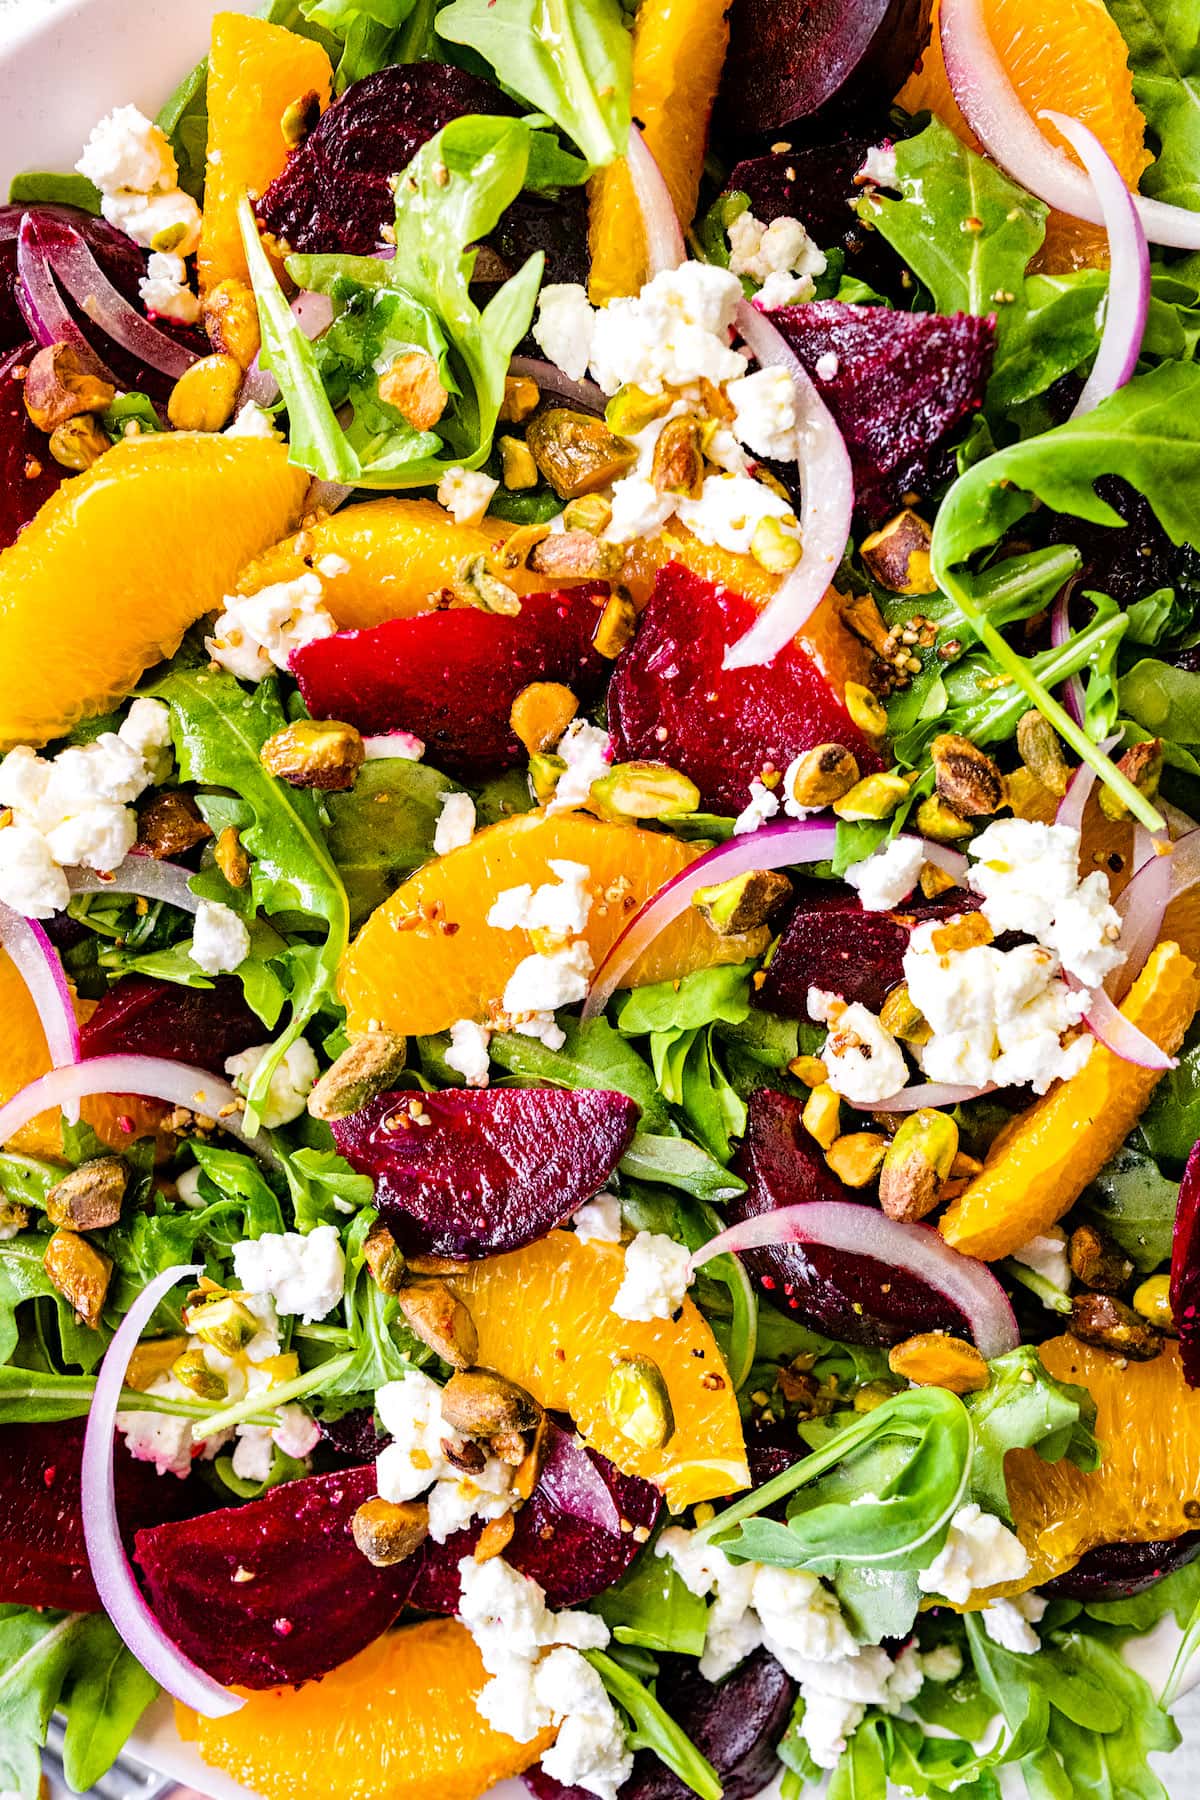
[8,171,101,212]
[585,1648,722,1800]
[591,1545,709,1655]
[1078,1140,1180,1267]
[1106,0,1200,214]
[965,1346,1099,1522]
[298,0,419,88]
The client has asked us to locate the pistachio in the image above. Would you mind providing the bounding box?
[1099,738,1164,822]
[529,751,567,804]
[879,1108,959,1222]
[280,87,322,149]
[186,1293,260,1355]
[888,1332,990,1394]
[45,1155,128,1231]
[214,825,250,889]
[604,1354,675,1449]
[527,408,636,499]
[1068,1223,1135,1295]
[787,1054,827,1088]
[915,794,972,843]
[489,1428,529,1467]
[859,509,937,595]
[260,718,365,791]
[499,436,539,490]
[454,553,523,615]
[362,1222,408,1297]
[590,760,700,821]
[396,1282,480,1370]
[473,1512,517,1562]
[43,1228,112,1329]
[172,1347,227,1402]
[308,1030,409,1121]
[443,1437,487,1473]
[844,681,889,740]
[825,1131,889,1188]
[378,350,449,433]
[802,1083,841,1150]
[833,772,911,822]
[650,415,704,499]
[852,1378,899,1413]
[0,1201,29,1237]
[495,521,551,572]
[202,277,262,369]
[1070,1292,1162,1360]
[605,385,672,438]
[498,375,539,423]
[931,733,1005,817]
[167,353,243,432]
[879,984,931,1046]
[1016,710,1069,797]
[562,494,613,536]
[510,681,579,756]
[692,868,792,935]
[592,591,638,659]
[126,1334,189,1392]
[49,415,109,470]
[1132,1273,1175,1333]
[786,743,860,809]
[839,591,892,658]
[352,1497,430,1567]
[750,516,802,574]
[528,530,625,582]
[918,861,958,899]
[137,790,212,859]
[441,1366,541,1437]
[23,341,115,432]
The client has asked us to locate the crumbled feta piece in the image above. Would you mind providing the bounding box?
[445,1018,492,1088]
[437,466,498,526]
[677,473,799,558]
[231,1424,276,1484]
[751,1566,859,1668]
[798,1690,868,1770]
[44,803,136,874]
[191,898,251,976]
[77,104,176,195]
[232,1224,346,1324]
[433,791,476,856]
[967,819,1083,941]
[1011,1228,1071,1295]
[573,1193,622,1243]
[844,837,924,911]
[502,939,594,1020]
[376,1370,466,1503]
[207,574,338,681]
[533,283,597,383]
[815,351,840,381]
[115,1406,201,1479]
[119,697,173,782]
[138,250,199,325]
[589,263,747,397]
[550,720,613,812]
[917,1503,1031,1605]
[857,143,900,190]
[316,553,352,578]
[604,472,678,546]
[537,1651,634,1800]
[808,988,908,1105]
[921,1642,964,1683]
[733,779,781,836]
[1044,869,1123,988]
[727,212,827,307]
[981,1591,1047,1655]
[489,859,592,938]
[726,366,798,461]
[225,401,284,441]
[612,1230,693,1322]
[101,187,202,257]
[225,1038,319,1128]
[0,824,70,917]
[426,1452,516,1543]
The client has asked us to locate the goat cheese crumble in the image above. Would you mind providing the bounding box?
[844,836,925,912]
[225,1039,320,1128]
[727,211,828,308]
[374,1371,518,1543]
[191,898,251,976]
[808,988,908,1105]
[207,574,338,682]
[437,466,498,526]
[232,1224,346,1324]
[76,104,201,255]
[916,1504,1031,1605]
[433,791,476,856]
[444,1018,492,1087]
[611,1230,694,1321]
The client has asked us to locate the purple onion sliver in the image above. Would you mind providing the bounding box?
[42,218,199,379]
[626,123,687,276]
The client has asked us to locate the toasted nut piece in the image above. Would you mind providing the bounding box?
[852,1378,899,1412]
[650,415,704,498]
[1132,1273,1175,1333]
[45,1155,128,1231]
[442,1366,541,1436]
[260,719,365,791]
[43,1228,112,1329]
[1016,710,1069,797]
[454,553,522,615]
[528,409,636,499]
[833,772,911,822]
[512,1415,548,1501]
[605,384,672,437]
[879,984,931,1046]
[929,913,993,953]
[860,509,937,595]
[378,350,449,433]
[591,760,700,821]
[362,1222,407,1297]
[167,353,243,432]
[474,1512,517,1562]
[172,1347,227,1402]
[787,1054,827,1087]
[352,1497,430,1567]
[23,341,115,431]
[185,1293,260,1355]
[489,1428,529,1467]
[137,790,212,859]
[214,825,250,888]
[844,681,888,739]
[888,1332,989,1394]
[604,1354,675,1449]
[529,751,567,803]
[1068,1223,1135,1295]
[919,861,958,899]
[803,1083,841,1150]
[879,1109,959,1222]
[528,530,625,582]
[787,744,860,809]
[0,1201,29,1236]
[915,794,972,843]
[499,375,539,423]
[126,1334,189,1392]
[202,277,262,369]
[825,1131,888,1188]
[931,733,1005,817]
[280,88,322,150]
[499,436,539,490]
[949,1150,983,1179]
[510,682,578,756]
[693,868,792,935]
[1070,1292,1162,1360]
[840,591,892,657]
[49,415,109,471]
[751,516,802,574]
[308,1030,409,1121]
[593,591,638,658]
[443,1436,487,1473]
[396,1282,479,1369]
[562,494,613,535]
[1099,739,1164,821]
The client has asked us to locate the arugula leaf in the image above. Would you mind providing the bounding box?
[1138,1013,1200,1167]
[585,1649,722,1800]
[617,964,753,1035]
[156,53,211,201]
[591,1545,709,1654]
[300,0,419,88]
[471,1013,668,1128]
[325,758,459,927]
[827,1720,887,1800]
[1078,1140,1179,1268]
[1106,1,1200,213]
[1043,1629,1179,1797]
[619,1131,746,1203]
[1122,654,1200,745]
[437,0,632,168]
[1085,1556,1200,1631]
[8,171,101,212]
[283,1144,375,1229]
[965,1346,1099,1522]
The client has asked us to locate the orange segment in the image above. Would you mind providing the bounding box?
[198,12,334,295]
[897,0,1150,272]
[588,0,731,301]
[450,1231,749,1510]
[339,808,765,1038]
[939,941,1200,1262]
[0,434,308,748]
[177,1619,555,1800]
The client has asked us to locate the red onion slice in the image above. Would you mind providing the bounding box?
[35,215,199,380]
[691,1201,1020,1359]
[1068,973,1176,1071]
[307,478,354,514]
[0,902,80,1070]
[16,214,101,358]
[940,0,1200,249]
[1055,732,1121,833]
[508,355,607,415]
[81,1260,244,1718]
[362,731,425,761]
[721,302,854,670]
[1110,838,1174,1000]
[1049,584,1086,731]
[864,1081,996,1113]
[68,857,200,914]
[239,289,335,413]
[626,124,686,277]
[1039,112,1149,419]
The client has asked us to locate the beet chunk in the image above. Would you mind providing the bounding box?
[725,141,896,295]
[0,340,65,549]
[80,974,264,1070]
[730,1089,968,1345]
[1046,474,1200,611]
[526,1648,796,1800]
[607,562,880,816]
[331,1088,641,1259]
[292,586,610,783]
[768,302,995,522]
[1043,1533,1200,1602]
[319,1407,390,1463]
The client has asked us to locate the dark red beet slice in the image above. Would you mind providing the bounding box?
[716,0,931,139]
[730,1088,968,1345]
[331,1087,640,1259]
[0,1419,203,1612]
[1171,1140,1200,1387]
[0,340,64,548]
[1043,1533,1200,1602]
[725,140,896,295]
[526,1648,796,1800]
[1047,475,1200,612]
[292,586,610,783]
[319,1406,390,1463]
[607,563,880,816]
[80,974,263,1070]
[768,302,995,522]
[135,1465,416,1687]
[755,882,977,1020]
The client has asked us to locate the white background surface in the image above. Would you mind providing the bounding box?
[0,0,1197,1789]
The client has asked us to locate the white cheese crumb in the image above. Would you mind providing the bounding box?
[611,1230,693,1321]
[917,1503,1031,1605]
[533,282,597,383]
[445,1017,492,1088]
[232,1224,346,1324]
[207,574,338,682]
[191,899,251,976]
[437,466,498,527]
[573,1193,622,1243]
[433,791,476,856]
[844,836,924,911]
[225,1038,319,1128]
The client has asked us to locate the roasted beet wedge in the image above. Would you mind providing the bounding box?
[1047,475,1200,611]
[292,586,610,783]
[725,141,896,295]
[526,1648,796,1800]
[135,1465,416,1688]
[731,1089,968,1344]
[1172,1140,1200,1387]
[332,1088,640,1259]
[319,1406,390,1463]
[607,563,879,816]
[257,64,513,255]
[80,974,263,1070]
[1043,1533,1200,1602]
[769,302,995,522]
[407,1423,661,1613]
[1,1419,202,1613]
[0,340,64,548]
